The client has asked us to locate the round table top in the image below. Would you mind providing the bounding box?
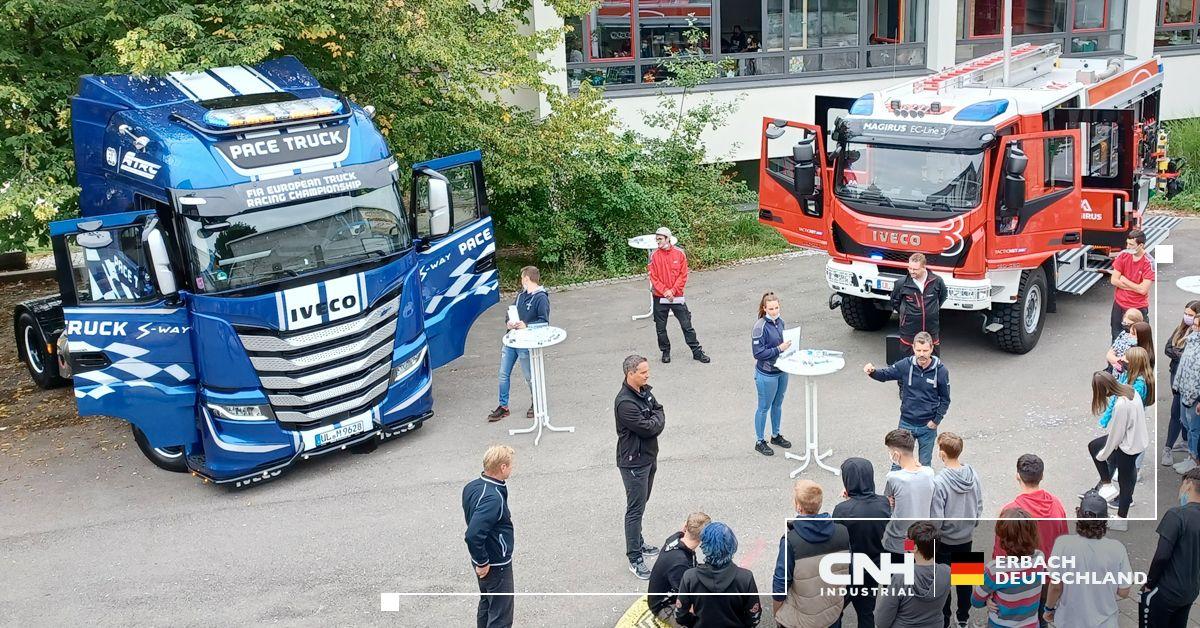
[1177,275,1200,295]
[627,234,678,250]
[774,349,846,376]
[503,325,567,349]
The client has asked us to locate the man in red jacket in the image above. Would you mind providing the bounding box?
[648,227,709,364]
[995,453,1066,627]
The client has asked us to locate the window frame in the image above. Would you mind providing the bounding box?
[1156,0,1200,51]
[956,0,1127,60]
[64,224,163,307]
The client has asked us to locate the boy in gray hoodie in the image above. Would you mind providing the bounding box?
[875,521,950,628]
[930,432,983,628]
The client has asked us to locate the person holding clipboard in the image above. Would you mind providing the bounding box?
[750,292,796,456]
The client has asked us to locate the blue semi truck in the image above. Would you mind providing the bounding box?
[12,58,499,486]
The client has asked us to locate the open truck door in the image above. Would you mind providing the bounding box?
[411,150,500,369]
[758,118,830,250]
[52,210,197,471]
[1049,107,1137,248]
[989,129,1084,265]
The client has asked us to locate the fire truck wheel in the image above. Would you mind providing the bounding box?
[131,424,188,473]
[990,268,1047,354]
[17,313,67,390]
[840,294,891,331]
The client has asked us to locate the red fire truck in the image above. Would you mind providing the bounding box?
[759,43,1181,353]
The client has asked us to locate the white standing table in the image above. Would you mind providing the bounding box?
[775,349,846,477]
[505,326,573,446]
[627,234,677,321]
[1178,276,1200,295]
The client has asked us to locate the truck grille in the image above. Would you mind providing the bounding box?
[237,293,400,426]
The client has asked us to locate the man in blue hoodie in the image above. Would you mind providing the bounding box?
[772,480,851,628]
[462,445,517,628]
[832,457,892,627]
[864,331,951,467]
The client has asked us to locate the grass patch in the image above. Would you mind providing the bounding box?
[1158,118,1200,212]
[497,211,791,291]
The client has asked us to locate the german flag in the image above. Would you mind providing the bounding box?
[950,552,985,587]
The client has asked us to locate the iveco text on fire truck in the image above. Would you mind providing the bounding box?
[758,43,1180,353]
[12,58,499,486]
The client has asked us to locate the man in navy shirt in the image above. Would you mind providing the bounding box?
[863,331,951,467]
[488,266,550,422]
[463,445,517,628]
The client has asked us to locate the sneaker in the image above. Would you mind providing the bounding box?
[1107,497,1121,511]
[526,405,535,419]
[770,434,792,449]
[1163,447,1176,467]
[487,405,509,422]
[1096,483,1119,501]
[1174,458,1198,474]
[1108,516,1128,532]
[640,543,660,558]
[661,351,671,364]
[755,440,774,456]
[629,558,651,580]
[1172,440,1191,453]
[693,351,711,364]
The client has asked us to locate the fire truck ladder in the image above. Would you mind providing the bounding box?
[914,43,1061,94]
[1055,214,1181,295]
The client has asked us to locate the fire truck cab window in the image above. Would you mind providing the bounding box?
[1088,122,1119,178]
[1042,136,1075,189]
[67,227,158,304]
[834,143,985,211]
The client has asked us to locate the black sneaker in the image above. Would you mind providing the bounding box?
[629,558,651,580]
[755,440,774,456]
[487,405,509,422]
[526,405,534,419]
[693,351,711,363]
[770,434,792,449]
[661,351,671,364]
[640,543,660,558]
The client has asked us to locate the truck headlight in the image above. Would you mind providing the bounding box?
[206,403,275,421]
[390,348,427,384]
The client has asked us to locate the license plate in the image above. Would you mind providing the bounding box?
[303,415,372,449]
[877,279,895,291]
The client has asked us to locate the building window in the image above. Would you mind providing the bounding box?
[955,0,1126,62]
[1156,0,1200,49]
[565,0,928,90]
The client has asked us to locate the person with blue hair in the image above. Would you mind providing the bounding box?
[674,522,762,627]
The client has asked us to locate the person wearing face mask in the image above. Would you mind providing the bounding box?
[1164,301,1200,466]
[751,292,793,457]
[647,227,710,365]
[880,429,936,561]
[1104,307,1144,374]
[889,252,948,356]
[1173,310,1200,474]
[1105,229,1154,341]
[1138,468,1200,627]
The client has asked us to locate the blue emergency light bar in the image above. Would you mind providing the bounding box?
[850,94,874,115]
[954,99,1009,122]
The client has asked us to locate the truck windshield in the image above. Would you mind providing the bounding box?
[183,184,411,293]
[834,143,985,212]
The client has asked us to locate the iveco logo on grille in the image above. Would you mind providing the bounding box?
[291,294,358,324]
[277,274,366,331]
[871,229,922,246]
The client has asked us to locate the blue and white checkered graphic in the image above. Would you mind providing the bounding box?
[70,340,193,400]
[423,242,497,316]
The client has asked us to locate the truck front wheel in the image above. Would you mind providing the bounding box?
[131,425,188,473]
[17,313,67,389]
[990,268,1047,354]
[840,294,891,331]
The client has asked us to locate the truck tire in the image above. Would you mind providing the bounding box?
[131,425,188,473]
[840,295,891,331]
[17,313,67,389]
[990,268,1047,354]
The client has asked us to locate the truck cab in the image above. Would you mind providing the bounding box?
[13,58,499,486]
[759,43,1179,353]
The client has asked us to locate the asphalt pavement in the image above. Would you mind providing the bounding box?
[2,218,1199,627]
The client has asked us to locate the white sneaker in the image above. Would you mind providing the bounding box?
[1163,447,1176,466]
[1175,458,1198,474]
[1097,483,1119,500]
[1108,516,1128,531]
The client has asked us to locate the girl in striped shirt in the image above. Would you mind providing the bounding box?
[972,508,1046,627]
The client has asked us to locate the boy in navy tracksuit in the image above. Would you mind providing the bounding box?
[864,332,951,467]
[463,445,517,628]
[488,266,550,422]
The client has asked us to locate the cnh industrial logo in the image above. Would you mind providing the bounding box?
[817,542,985,597]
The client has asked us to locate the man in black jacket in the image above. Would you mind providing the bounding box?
[648,512,711,617]
[615,354,666,579]
[889,253,948,354]
[832,457,892,627]
[675,521,762,627]
[462,445,517,628]
[1139,468,1200,627]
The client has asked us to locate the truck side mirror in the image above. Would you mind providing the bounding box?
[426,176,452,237]
[143,223,177,297]
[793,138,816,197]
[1003,145,1027,213]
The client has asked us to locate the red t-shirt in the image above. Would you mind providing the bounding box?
[1112,251,1154,310]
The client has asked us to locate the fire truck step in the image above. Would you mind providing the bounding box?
[1055,246,1090,265]
[1057,269,1105,296]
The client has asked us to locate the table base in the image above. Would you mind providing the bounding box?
[508,346,574,445]
[786,376,840,477]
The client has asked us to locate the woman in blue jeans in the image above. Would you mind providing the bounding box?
[751,292,793,456]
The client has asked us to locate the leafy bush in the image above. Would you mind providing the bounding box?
[1163,118,1200,211]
